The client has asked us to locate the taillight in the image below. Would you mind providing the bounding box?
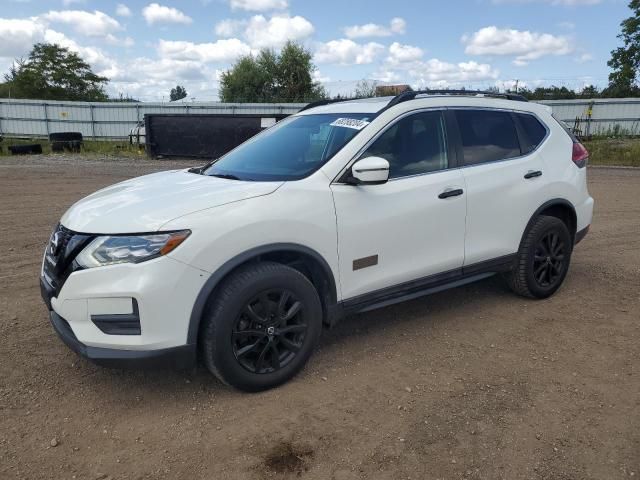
[572,141,589,168]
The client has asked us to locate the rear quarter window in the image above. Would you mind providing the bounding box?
[516,113,548,153]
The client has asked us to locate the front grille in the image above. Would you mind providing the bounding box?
[42,224,94,296]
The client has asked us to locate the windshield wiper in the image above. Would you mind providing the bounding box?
[188,159,218,175]
[209,173,241,180]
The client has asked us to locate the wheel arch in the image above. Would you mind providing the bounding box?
[187,243,338,345]
[523,198,577,244]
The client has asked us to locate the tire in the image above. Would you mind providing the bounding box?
[200,262,322,392]
[505,215,573,299]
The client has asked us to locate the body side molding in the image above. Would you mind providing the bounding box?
[339,253,517,317]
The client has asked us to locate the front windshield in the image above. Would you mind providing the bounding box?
[204,113,372,181]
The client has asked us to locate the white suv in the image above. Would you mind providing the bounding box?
[41,91,594,391]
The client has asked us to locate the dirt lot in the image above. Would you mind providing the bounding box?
[1,155,638,480]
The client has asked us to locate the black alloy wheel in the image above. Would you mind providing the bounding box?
[505,215,573,299]
[201,261,322,391]
[532,230,567,288]
[232,289,307,374]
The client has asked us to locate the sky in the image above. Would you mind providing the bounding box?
[0,0,631,101]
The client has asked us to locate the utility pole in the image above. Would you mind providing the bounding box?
[515,79,519,93]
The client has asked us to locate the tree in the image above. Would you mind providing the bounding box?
[3,43,108,101]
[579,85,600,98]
[219,41,327,102]
[607,0,640,97]
[353,80,378,98]
[170,85,188,101]
[515,86,578,100]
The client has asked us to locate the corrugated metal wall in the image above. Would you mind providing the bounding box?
[539,98,640,136]
[2,97,640,139]
[0,99,305,139]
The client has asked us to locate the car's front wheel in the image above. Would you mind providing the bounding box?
[505,215,573,299]
[200,262,322,392]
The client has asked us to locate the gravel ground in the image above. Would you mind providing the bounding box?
[0,154,639,480]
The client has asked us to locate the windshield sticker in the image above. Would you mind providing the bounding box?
[330,118,370,130]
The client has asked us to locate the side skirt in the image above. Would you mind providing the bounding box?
[335,254,516,319]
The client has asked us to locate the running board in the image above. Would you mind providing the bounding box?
[356,272,495,313]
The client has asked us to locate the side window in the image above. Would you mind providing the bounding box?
[516,113,547,153]
[361,111,448,179]
[455,110,521,166]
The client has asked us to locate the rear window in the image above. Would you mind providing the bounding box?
[455,110,521,166]
[516,113,547,153]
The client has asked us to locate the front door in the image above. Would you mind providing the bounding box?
[330,110,467,301]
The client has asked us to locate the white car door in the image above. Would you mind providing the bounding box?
[451,109,549,266]
[330,110,467,303]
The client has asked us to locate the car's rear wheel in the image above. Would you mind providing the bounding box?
[505,215,573,299]
[200,262,322,392]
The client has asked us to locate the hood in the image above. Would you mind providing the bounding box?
[61,169,283,234]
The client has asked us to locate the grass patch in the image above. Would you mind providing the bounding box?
[584,137,640,167]
[0,137,145,158]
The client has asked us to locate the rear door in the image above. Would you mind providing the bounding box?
[452,108,549,266]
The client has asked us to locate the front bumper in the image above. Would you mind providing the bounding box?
[574,225,589,245]
[40,253,208,367]
[47,304,195,369]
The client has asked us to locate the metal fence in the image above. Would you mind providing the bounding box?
[539,98,640,136]
[0,98,305,139]
[1,97,639,139]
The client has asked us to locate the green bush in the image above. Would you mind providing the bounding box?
[584,138,640,167]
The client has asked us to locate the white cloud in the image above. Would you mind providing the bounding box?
[407,59,500,87]
[463,26,573,65]
[315,39,385,65]
[387,42,423,64]
[0,18,46,57]
[42,28,114,72]
[110,57,207,83]
[43,9,121,37]
[142,3,192,25]
[244,14,314,48]
[576,52,593,63]
[116,4,132,17]
[214,14,314,47]
[312,70,330,83]
[372,70,402,83]
[105,34,134,47]
[229,0,288,11]
[0,14,214,101]
[158,38,252,63]
[62,0,86,6]
[344,17,406,38]
[390,18,406,34]
[215,18,244,37]
[106,56,217,100]
[373,57,499,89]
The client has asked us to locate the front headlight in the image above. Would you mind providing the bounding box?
[76,230,191,268]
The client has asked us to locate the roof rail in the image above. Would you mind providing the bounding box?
[299,97,356,112]
[384,89,528,111]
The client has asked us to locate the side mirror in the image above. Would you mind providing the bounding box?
[347,156,390,185]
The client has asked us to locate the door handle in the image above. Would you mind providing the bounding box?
[524,170,542,179]
[438,188,464,199]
